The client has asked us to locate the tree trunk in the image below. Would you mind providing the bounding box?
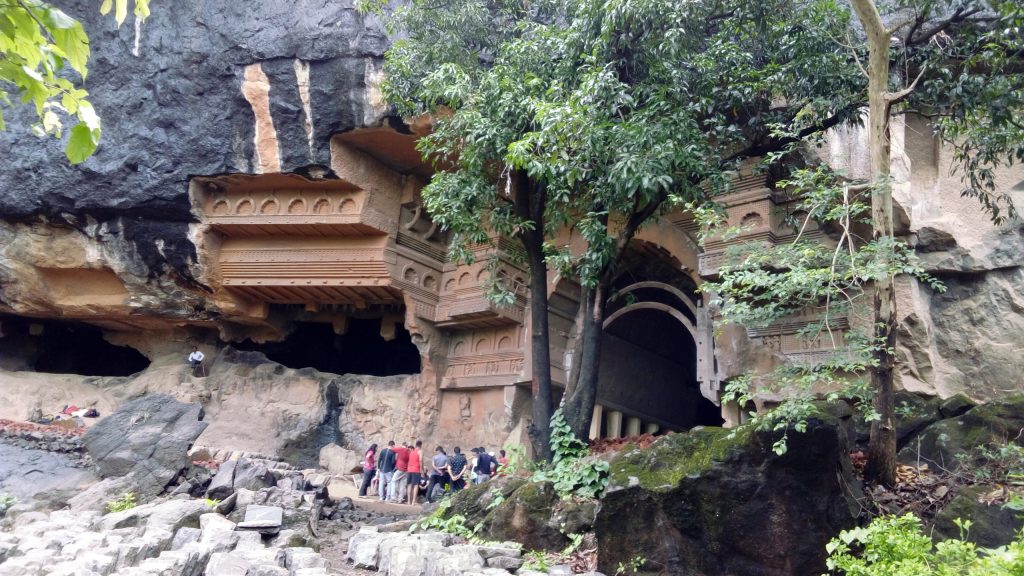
[562,281,607,440]
[851,0,898,487]
[525,235,553,461]
[513,170,553,461]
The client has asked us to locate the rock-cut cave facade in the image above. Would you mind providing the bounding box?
[0,1,1022,458]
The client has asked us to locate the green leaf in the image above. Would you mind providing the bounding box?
[66,122,99,164]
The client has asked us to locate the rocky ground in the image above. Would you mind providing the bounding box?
[0,395,587,576]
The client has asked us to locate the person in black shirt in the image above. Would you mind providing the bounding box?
[376,440,397,501]
[472,447,495,484]
[447,446,468,492]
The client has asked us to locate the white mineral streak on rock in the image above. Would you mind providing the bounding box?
[132,16,142,57]
[293,59,315,163]
[241,63,281,174]
[363,59,388,126]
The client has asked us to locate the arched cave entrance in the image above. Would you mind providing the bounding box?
[0,316,150,376]
[555,240,722,437]
[233,317,421,376]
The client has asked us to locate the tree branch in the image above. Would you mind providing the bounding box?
[885,64,927,104]
[907,8,982,47]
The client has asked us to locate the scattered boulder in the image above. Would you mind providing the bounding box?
[233,458,276,492]
[932,485,1024,548]
[237,505,284,535]
[318,443,361,475]
[206,459,238,500]
[897,394,1024,470]
[82,394,207,503]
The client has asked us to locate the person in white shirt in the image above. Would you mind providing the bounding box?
[187,346,205,371]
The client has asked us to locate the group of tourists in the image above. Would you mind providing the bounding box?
[357,440,509,504]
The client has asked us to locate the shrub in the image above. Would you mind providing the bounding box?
[825,513,1024,576]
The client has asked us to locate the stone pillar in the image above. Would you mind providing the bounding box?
[606,410,623,439]
[721,401,742,428]
[625,416,642,437]
[589,404,604,440]
[644,422,660,435]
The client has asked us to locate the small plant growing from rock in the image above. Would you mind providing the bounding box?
[106,492,136,513]
[521,550,550,572]
[203,497,221,509]
[531,408,609,499]
[0,493,16,516]
[615,554,646,575]
[485,488,505,511]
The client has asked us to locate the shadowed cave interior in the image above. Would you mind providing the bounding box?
[232,318,422,376]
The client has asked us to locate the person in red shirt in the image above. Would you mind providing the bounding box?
[389,442,411,503]
[407,439,423,505]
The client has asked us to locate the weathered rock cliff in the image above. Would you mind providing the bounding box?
[0,0,390,326]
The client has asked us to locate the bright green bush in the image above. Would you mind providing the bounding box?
[825,514,1024,576]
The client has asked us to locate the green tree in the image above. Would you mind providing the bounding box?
[366,0,880,451]
[0,0,149,163]
[708,0,1022,486]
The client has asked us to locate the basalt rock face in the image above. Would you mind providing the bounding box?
[0,0,389,320]
[595,418,858,576]
[83,394,207,499]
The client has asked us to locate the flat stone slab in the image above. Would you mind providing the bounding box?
[237,505,283,533]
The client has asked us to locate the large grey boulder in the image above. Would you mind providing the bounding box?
[83,394,207,501]
[593,415,857,576]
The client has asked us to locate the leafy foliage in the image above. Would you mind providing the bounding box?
[530,408,609,499]
[105,491,136,513]
[0,492,16,515]
[0,0,149,162]
[722,371,874,456]
[825,514,1024,575]
[411,498,476,538]
[615,554,647,576]
[706,165,945,455]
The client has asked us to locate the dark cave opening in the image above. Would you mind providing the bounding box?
[0,316,151,376]
[233,318,422,376]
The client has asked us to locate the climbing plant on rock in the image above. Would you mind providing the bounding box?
[0,0,150,163]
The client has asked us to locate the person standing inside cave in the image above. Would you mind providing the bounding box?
[389,441,411,503]
[448,446,468,492]
[187,346,205,375]
[358,443,378,497]
[425,445,449,503]
[406,440,423,505]
[377,440,396,501]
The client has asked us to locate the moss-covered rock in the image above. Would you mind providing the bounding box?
[605,427,750,493]
[932,485,1024,548]
[897,394,1024,468]
[440,475,597,553]
[443,476,525,528]
[477,480,567,551]
[595,417,858,576]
